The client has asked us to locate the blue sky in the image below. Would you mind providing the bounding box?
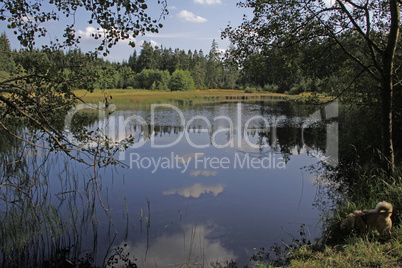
[2,0,252,62]
[105,0,252,61]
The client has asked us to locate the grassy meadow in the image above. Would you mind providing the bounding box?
[74,88,294,105]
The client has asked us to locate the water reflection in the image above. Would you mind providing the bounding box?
[163,183,225,198]
[77,102,333,165]
[0,101,336,266]
[122,225,236,266]
[0,139,102,267]
[190,170,218,177]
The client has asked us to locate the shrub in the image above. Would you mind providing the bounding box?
[133,69,170,90]
[263,83,279,93]
[287,78,323,95]
[244,86,256,93]
[169,70,195,91]
[244,86,262,93]
[288,86,303,95]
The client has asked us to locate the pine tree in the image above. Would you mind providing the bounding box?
[190,49,207,89]
[206,39,223,88]
[0,33,16,77]
[137,42,157,71]
[128,50,137,72]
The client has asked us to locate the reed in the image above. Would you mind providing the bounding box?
[265,164,402,268]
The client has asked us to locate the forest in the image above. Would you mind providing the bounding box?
[2,31,394,99]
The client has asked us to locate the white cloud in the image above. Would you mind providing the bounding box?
[77,26,104,40]
[163,183,225,198]
[217,48,226,55]
[194,0,222,5]
[21,15,34,22]
[77,26,138,45]
[149,39,161,47]
[138,39,161,48]
[177,10,207,23]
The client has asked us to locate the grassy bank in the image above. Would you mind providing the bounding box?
[286,231,402,267]
[254,172,402,268]
[253,223,402,268]
[73,89,306,105]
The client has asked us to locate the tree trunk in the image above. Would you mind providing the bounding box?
[381,0,400,175]
[381,73,394,173]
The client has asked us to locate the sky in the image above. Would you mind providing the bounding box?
[2,0,253,62]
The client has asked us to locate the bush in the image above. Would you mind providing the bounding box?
[263,83,279,93]
[169,70,195,91]
[287,78,323,95]
[133,69,170,90]
[244,86,262,93]
[288,86,303,95]
[244,86,256,93]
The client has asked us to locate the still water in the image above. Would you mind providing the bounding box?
[1,100,338,266]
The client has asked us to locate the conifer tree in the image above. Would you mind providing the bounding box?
[0,33,16,76]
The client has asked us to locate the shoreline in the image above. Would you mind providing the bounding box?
[75,88,328,105]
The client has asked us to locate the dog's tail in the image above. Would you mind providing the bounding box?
[375,201,393,216]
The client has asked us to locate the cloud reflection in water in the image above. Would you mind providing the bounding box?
[163,183,225,198]
[117,225,236,266]
[190,170,218,177]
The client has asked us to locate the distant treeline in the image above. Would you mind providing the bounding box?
[0,35,238,92]
[1,32,400,98]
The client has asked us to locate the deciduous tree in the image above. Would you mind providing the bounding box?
[0,0,168,165]
[223,0,401,173]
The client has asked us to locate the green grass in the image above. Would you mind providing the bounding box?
[73,88,302,106]
[252,171,402,268]
[251,229,402,268]
[286,230,402,268]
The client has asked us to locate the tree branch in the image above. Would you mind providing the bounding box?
[336,0,382,54]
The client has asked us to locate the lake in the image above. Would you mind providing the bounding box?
[0,100,339,267]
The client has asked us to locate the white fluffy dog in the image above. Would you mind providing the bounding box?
[341,201,393,238]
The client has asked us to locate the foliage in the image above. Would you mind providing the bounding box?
[227,35,374,96]
[222,0,402,173]
[244,86,261,93]
[127,41,239,90]
[4,39,240,92]
[168,69,195,91]
[0,0,167,55]
[205,39,224,89]
[263,84,278,93]
[0,0,168,164]
[134,69,170,90]
[0,32,16,76]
